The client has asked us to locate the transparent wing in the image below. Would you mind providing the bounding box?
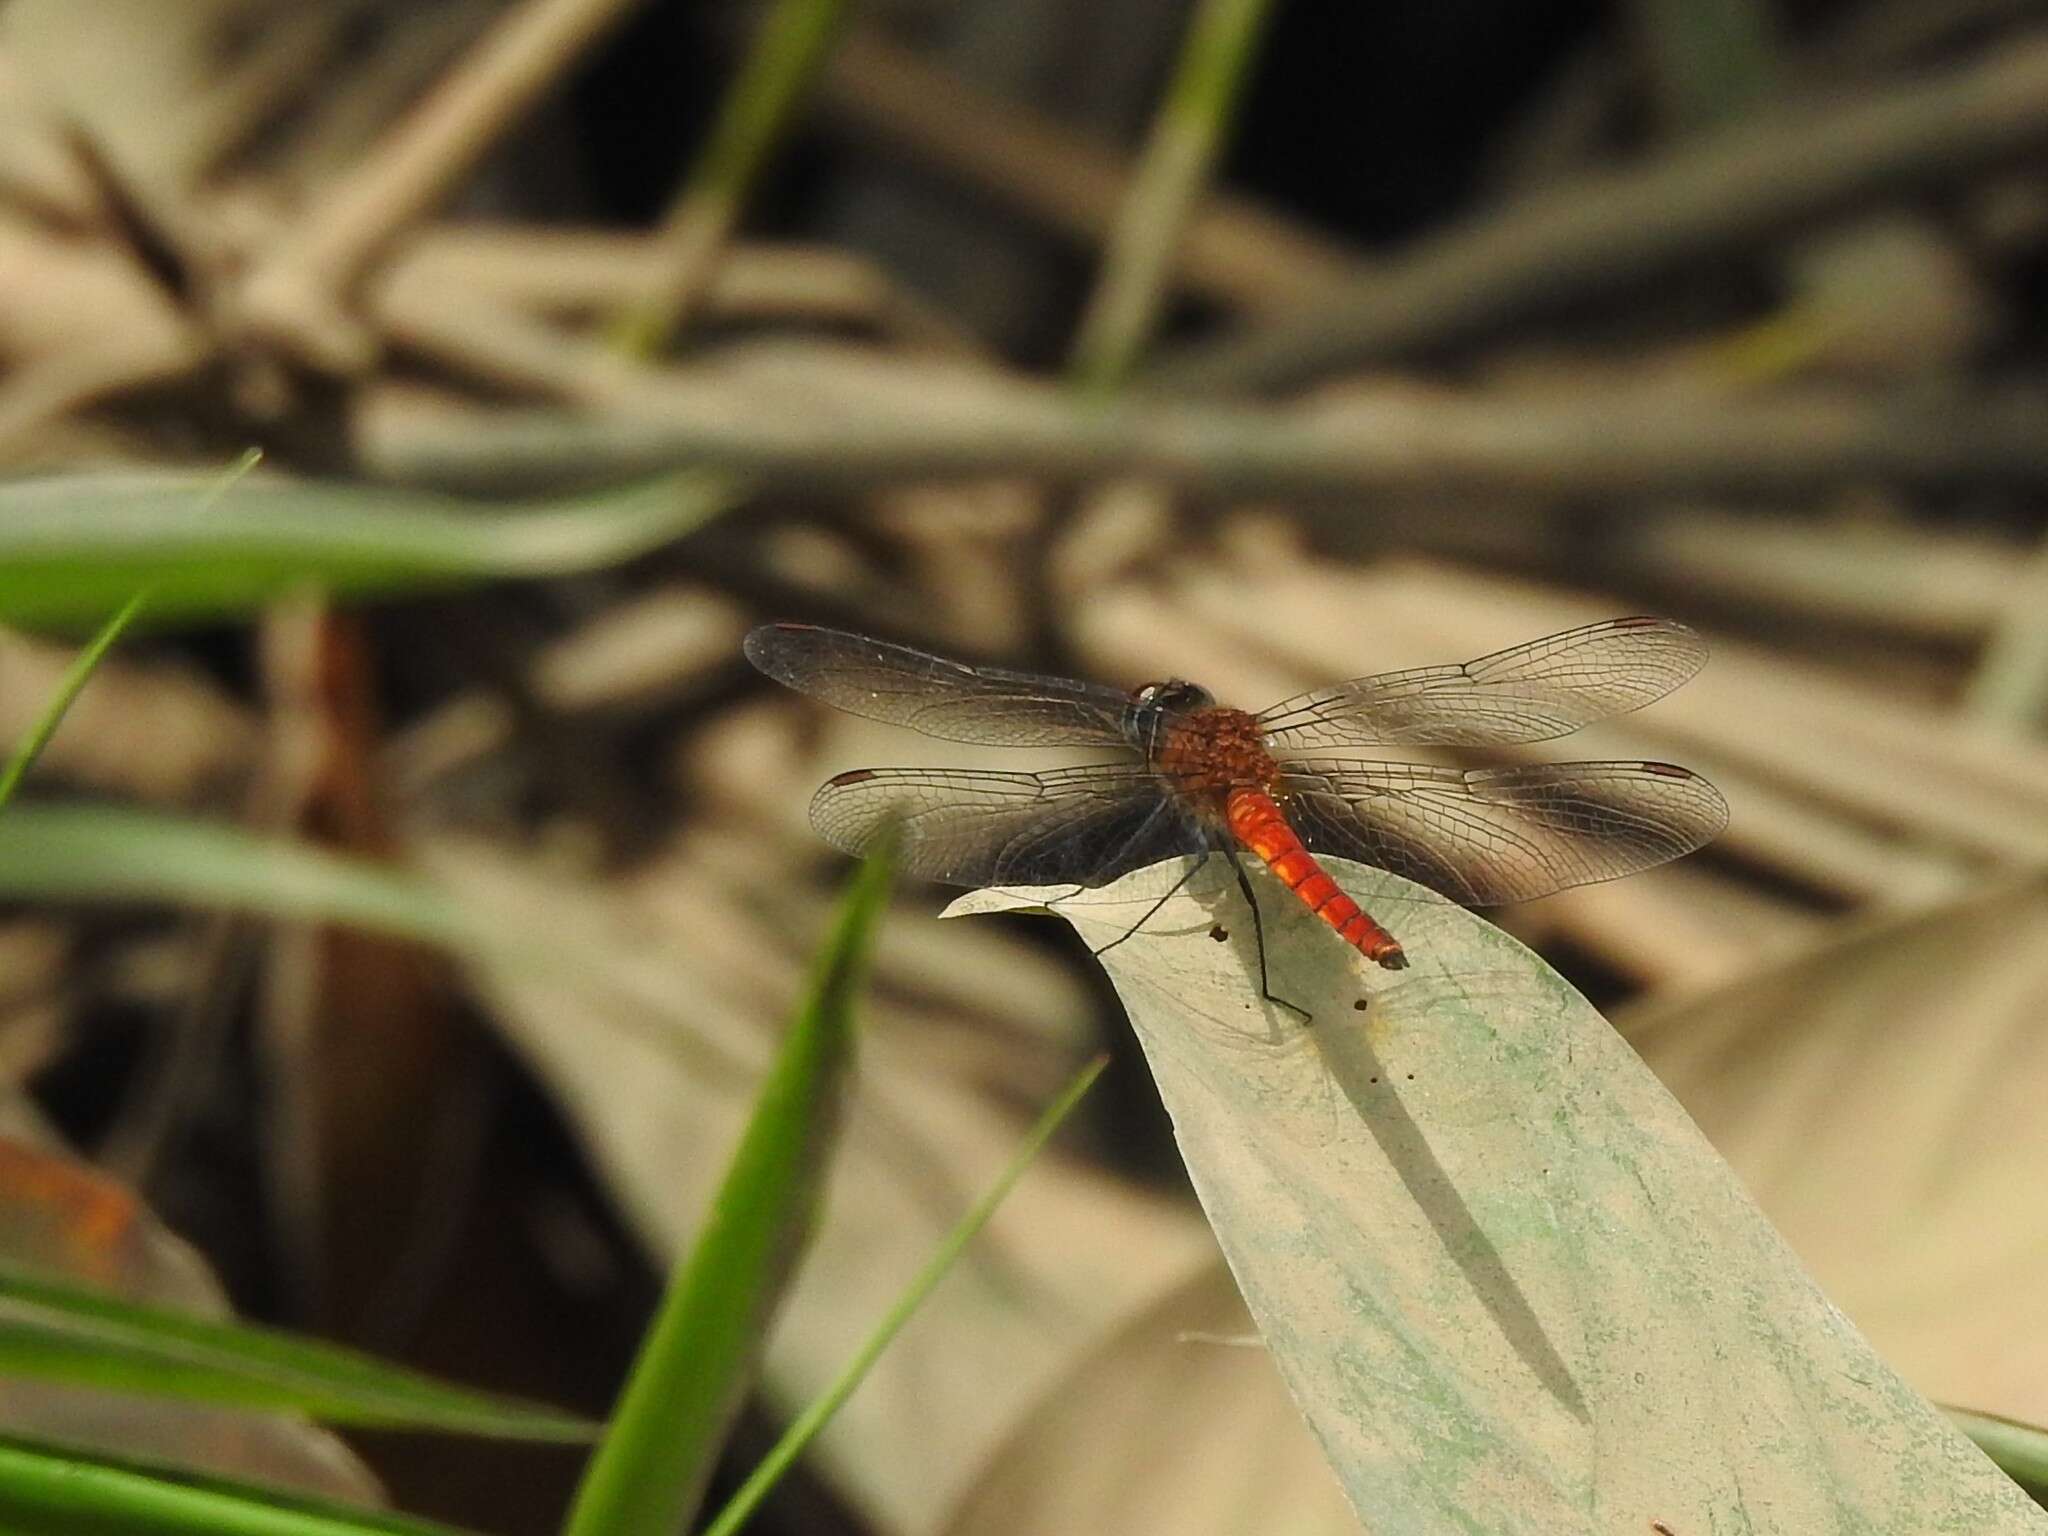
[1258,617,1707,749]
[1275,758,1728,906]
[746,623,1136,747]
[808,766,1207,888]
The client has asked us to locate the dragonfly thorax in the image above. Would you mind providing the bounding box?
[1148,706,1280,809]
[1127,684,1278,804]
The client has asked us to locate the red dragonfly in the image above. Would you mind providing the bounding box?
[746,618,1726,1011]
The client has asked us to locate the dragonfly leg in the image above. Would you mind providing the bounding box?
[1223,849,1312,1023]
[1089,857,1205,960]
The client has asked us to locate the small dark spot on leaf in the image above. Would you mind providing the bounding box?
[1651,1523,1677,1536]
[1352,998,1369,1011]
[1405,1072,1414,1080]
[1209,924,1228,942]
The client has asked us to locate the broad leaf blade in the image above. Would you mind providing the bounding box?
[949,862,2048,1533]
[0,472,734,631]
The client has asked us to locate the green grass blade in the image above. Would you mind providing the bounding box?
[0,588,151,813]
[0,801,762,1105]
[699,1053,1108,1536]
[0,1430,473,1535]
[561,843,895,1536]
[0,1267,592,1440]
[0,801,766,1098]
[1948,1407,2048,1502]
[0,471,735,631]
[0,804,468,949]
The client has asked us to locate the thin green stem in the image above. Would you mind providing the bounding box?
[614,0,850,354]
[1961,527,2048,730]
[0,452,260,812]
[1067,0,1279,393]
[0,588,150,815]
[1631,0,1781,130]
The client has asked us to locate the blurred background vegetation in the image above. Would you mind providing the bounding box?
[0,0,2045,1532]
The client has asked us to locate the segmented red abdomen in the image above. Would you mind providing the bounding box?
[1225,787,1408,970]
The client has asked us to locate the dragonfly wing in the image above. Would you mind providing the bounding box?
[1259,617,1707,749]
[808,765,1207,888]
[746,623,1135,746]
[1275,758,1728,906]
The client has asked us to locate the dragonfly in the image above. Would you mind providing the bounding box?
[745,618,1728,1014]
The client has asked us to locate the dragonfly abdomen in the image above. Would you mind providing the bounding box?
[1224,787,1407,970]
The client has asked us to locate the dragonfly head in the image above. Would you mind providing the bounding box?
[1123,679,1215,756]
[1130,679,1214,714]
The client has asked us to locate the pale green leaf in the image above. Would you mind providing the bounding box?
[946,862,2048,1534]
